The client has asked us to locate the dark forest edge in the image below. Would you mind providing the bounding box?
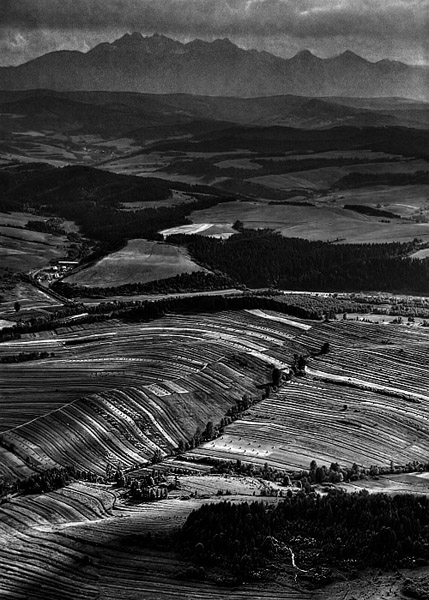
[3,286,429,344]
[53,272,238,299]
[174,491,429,586]
[168,230,429,293]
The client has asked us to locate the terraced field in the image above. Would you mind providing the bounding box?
[189,318,429,470]
[3,309,429,478]
[0,310,302,476]
[3,307,429,598]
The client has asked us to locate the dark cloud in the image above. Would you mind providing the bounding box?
[0,0,427,65]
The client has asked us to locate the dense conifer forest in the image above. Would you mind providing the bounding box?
[179,492,429,581]
[148,126,429,159]
[170,230,429,292]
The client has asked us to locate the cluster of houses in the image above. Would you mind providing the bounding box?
[34,260,79,284]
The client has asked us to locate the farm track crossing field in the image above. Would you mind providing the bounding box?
[64,239,207,288]
[0,281,62,320]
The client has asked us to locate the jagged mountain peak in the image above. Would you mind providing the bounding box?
[110,32,183,52]
[292,49,318,60]
[113,32,143,45]
[332,50,370,63]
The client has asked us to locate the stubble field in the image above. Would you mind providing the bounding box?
[64,240,207,288]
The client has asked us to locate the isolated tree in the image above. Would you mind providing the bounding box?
[151,449,162,464]
[204,421,214,440]
[14,301,21,313]
[193,427,202,447]
[297,355,307,371]
[320,342,330,354]
[241,394,251,410]
[272,367,282,387]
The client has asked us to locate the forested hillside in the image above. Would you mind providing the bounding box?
[0,164,231,258]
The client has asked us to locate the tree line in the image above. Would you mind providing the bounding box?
[0,293,325,343]
[336,170,429,189]
[52,272,237,299]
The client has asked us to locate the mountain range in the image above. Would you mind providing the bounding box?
[0,33,427,100]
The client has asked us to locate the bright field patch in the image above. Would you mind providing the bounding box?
[190,201,429,243]
[161,222,236,239]
[322,185,429,220]
[64,239,206,288]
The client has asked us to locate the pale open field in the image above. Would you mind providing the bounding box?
[102,151,170,175]
[190,200,429,243]
[121,190,196,209]
[0,220,71,272]
[0,281,61,319]
[64,239,206,288]
[161,222,236,239]
[0,212,46,228]
[322,184,429,219]
[215,157,262,169]
[411,248,429,259]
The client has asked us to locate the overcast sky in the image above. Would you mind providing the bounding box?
[0,0,427,66]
